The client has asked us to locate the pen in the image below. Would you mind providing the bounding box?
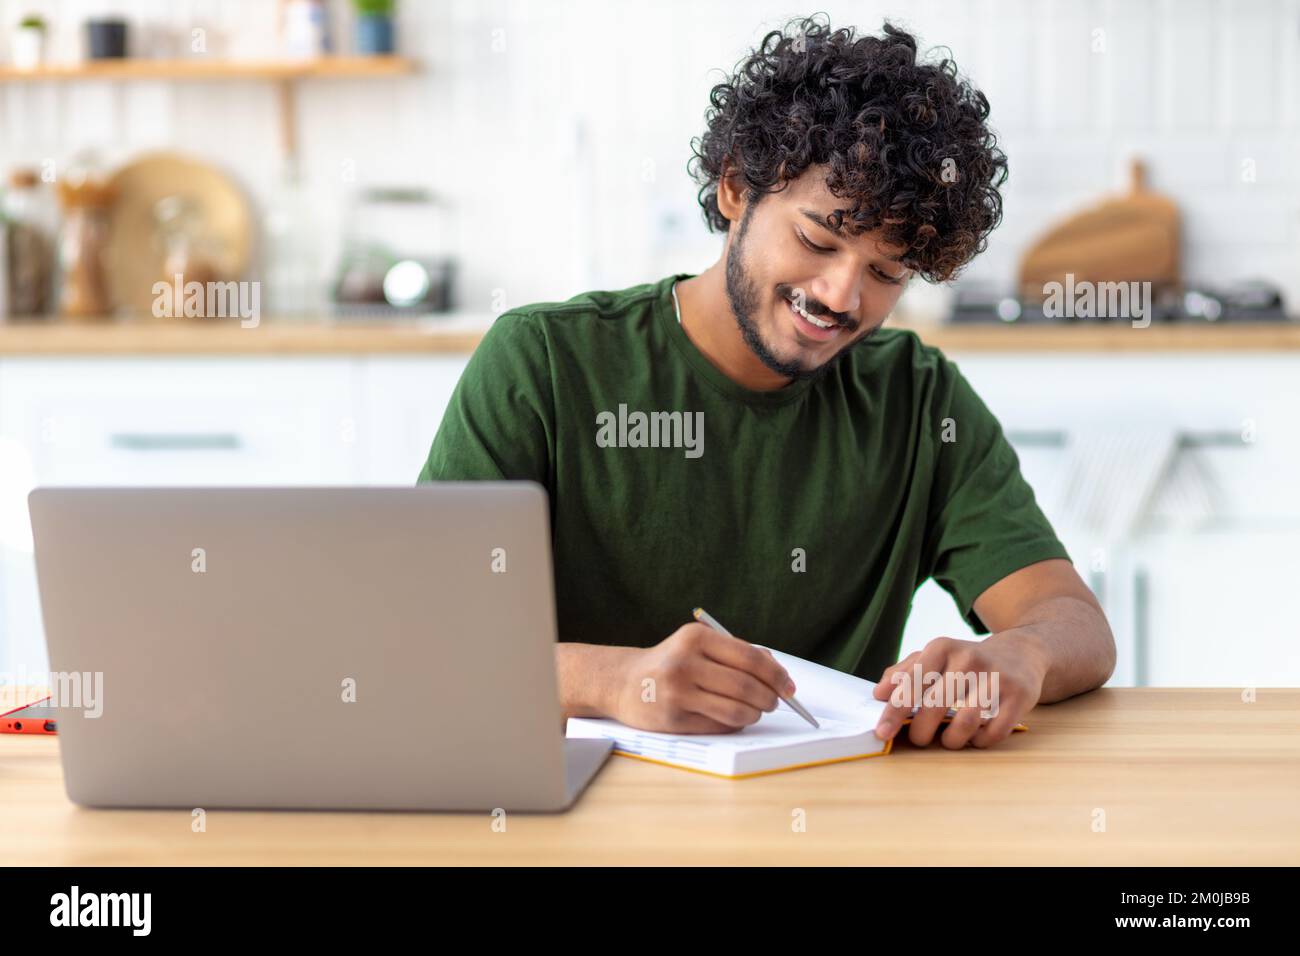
[692,607,820,729]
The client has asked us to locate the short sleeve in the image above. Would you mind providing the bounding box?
[920,358,1070,633]
[416,312,555,485]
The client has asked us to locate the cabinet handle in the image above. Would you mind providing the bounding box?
[1006,430,1247,449]
[109,433,243,451]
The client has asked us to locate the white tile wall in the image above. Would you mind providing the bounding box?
[1,0,1297,311]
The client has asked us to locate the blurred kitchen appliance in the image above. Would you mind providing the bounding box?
[332,186,457,316]
[950,278,1288,324]
[1018,158,1180,302]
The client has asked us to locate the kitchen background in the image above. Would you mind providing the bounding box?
[1,0,1298,688]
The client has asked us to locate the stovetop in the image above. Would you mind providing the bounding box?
[949,279,1290,324]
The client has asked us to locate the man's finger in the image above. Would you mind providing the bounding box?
[891,640,961,745]
[874,649,930,740]
[902,695,951,747]
[693,659,782,714]
[939,701,985,750]
[697,629,794,697]
[970,699,1021,748]
[874,690,911,741]
[681,685,764,730]
[872,650,921,701]
[672,712,739,735]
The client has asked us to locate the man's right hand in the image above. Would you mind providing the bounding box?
[598,623,796,734]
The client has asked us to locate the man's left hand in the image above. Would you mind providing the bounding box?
[871,632,1049,749]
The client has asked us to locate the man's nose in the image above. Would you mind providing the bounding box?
[810,267,860,318]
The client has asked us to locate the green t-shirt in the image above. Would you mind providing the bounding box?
[417,272,1069,680]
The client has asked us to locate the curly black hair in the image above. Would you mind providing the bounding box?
[688,15,1007,283]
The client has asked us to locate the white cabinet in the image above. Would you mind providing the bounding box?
[951,354,1300,523]
[1134,532,1300,687]
[0,358,362,488]
[0,354,467,674]
[357,356,470,483]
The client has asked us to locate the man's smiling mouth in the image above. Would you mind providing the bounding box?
[784,293,850,338]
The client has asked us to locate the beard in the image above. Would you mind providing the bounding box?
[724,204,875,384]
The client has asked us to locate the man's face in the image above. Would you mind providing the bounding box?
[723,168,912,381]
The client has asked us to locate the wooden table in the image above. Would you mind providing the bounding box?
[2,688,1297,865]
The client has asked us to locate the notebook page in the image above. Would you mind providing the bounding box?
[767,648,972,722]
[762,646,885,724]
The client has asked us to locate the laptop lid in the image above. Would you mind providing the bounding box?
[28,483,573,811]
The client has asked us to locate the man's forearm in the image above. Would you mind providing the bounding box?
[554,643,629,721]
[988,594,1117,703]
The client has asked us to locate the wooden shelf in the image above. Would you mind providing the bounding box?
[0,54,418,164]
[0,55,417,82]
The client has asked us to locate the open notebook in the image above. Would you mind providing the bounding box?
[565,647,1026,779]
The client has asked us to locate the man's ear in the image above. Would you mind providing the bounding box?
[716,156,747,225]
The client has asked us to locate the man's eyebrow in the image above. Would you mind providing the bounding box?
[798,207,842,237]
[797,207,904,262]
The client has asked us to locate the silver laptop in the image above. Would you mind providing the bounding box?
[27,484,611,812]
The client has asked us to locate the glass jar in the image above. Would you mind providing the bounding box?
[2,169,57,319]
[55,177,115,320]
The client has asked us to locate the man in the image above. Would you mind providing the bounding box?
[418,17,1115,749]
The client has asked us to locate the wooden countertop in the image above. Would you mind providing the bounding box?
[1,318,1299,355]
[3,686,1297,865]
[0,318,491,355]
